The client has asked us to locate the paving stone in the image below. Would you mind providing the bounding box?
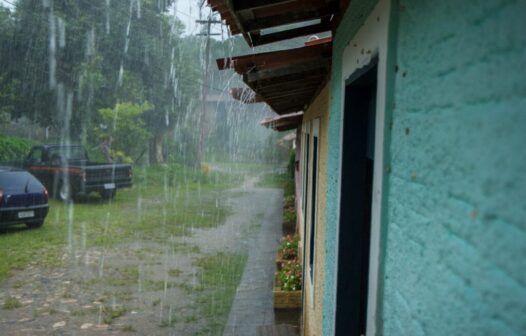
[223,187,283,336]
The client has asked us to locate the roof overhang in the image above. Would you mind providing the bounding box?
[230,88,265,103]
[207,0,346,47]
[217,39,331,114]
[260,111,303,132]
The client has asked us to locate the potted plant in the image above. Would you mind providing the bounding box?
[273,260,302,309]
[276,234,300,270]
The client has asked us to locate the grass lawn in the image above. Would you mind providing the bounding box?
[0,165,242,282]
[193,253,247,335]
[0,162,276,334]
[256,172,295,197]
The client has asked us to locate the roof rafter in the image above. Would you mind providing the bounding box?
[217,40,332,115]
[231,0,296,12]
[207,0,340,47]
[249,20,331,46]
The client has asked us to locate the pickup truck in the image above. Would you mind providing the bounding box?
[23,144,132,201]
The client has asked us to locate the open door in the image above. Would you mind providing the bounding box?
[335,59,378,336]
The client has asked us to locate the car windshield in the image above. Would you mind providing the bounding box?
[0,171,41,193]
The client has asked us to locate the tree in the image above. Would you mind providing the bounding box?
[96,102,152,163]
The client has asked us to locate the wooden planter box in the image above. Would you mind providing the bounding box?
[273,287,302,309]
[273,278,302,309]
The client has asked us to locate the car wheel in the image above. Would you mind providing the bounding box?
[100,189,116,201]
[57,181,73,202]
[26,220,44,229]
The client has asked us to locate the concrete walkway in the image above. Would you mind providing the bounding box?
[223,185,283,336]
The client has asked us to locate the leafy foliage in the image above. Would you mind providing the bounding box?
[278,234,300,261]
[0,1,283,167]
[276,260,302,291]
[0,0,193,161]
[0,135,33,162]
[97,102,152,162]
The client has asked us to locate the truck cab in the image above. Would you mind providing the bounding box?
[25,144,132,202]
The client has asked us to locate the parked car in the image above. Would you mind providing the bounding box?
[0,166,49,229]
[23,144,133,202]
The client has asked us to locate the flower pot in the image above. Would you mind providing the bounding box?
[273,278,302,309]
[273,287,302,309]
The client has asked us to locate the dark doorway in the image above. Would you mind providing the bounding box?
[309,134,318,281]
[335,59,378,336]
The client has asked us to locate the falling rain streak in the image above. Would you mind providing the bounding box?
[0,0,292,335]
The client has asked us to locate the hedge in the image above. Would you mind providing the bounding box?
[0,135,34,162]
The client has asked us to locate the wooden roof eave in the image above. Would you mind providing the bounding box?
[208,0,339,47]
[230,87,265,103]
[216,41,332,73]
[249,19,331,46]
[260,111,303,132]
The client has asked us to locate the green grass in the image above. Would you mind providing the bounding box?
[121,325,136,332]
[0,164,240,282]
[2,296,21,309]
[143,279,176,291]
[0,162,254,333]
[257,172,295,197]
[208,161,276,174]
[102,305,127,324]
[167,268,183,277]
[193,253,247,335]
[106,266,139,287]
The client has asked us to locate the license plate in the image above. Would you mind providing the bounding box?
[18,211,34,219]
[104,183,115,190]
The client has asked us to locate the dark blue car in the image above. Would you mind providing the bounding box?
[0,167,49,229]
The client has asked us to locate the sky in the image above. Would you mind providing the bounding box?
[0,0,13,8]
[172,0,223,37]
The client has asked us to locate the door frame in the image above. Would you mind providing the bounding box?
[332,0,392,334]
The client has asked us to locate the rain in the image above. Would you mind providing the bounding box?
[0,0,297,335]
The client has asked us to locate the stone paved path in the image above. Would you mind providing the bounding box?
[223,184,283,336]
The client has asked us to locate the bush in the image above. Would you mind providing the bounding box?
[96,102,152,163]
[0,135,33,162]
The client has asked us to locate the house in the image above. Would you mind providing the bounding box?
[210,0,526,335]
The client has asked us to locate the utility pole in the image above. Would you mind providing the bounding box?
[196,16,221,167]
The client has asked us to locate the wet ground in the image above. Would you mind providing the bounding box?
[0,175,285,335]
[223,180,282,336]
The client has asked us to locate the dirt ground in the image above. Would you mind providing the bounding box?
[0,176,281,336]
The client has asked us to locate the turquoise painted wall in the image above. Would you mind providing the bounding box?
[324,0,526,335]
[323,0,379,334]
[383,0,526,334]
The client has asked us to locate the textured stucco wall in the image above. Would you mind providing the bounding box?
[302,83,330,336]
[382,0,526,335]
[324,0,526,335]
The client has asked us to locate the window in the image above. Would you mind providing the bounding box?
[309,118,320,285]
[27,148,43,165]
[302,123,310,223]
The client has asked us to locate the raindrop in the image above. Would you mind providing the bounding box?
[118,63,124,86]
[57,17,66,48]
[85,27,96,58]
[106,0,111,34]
